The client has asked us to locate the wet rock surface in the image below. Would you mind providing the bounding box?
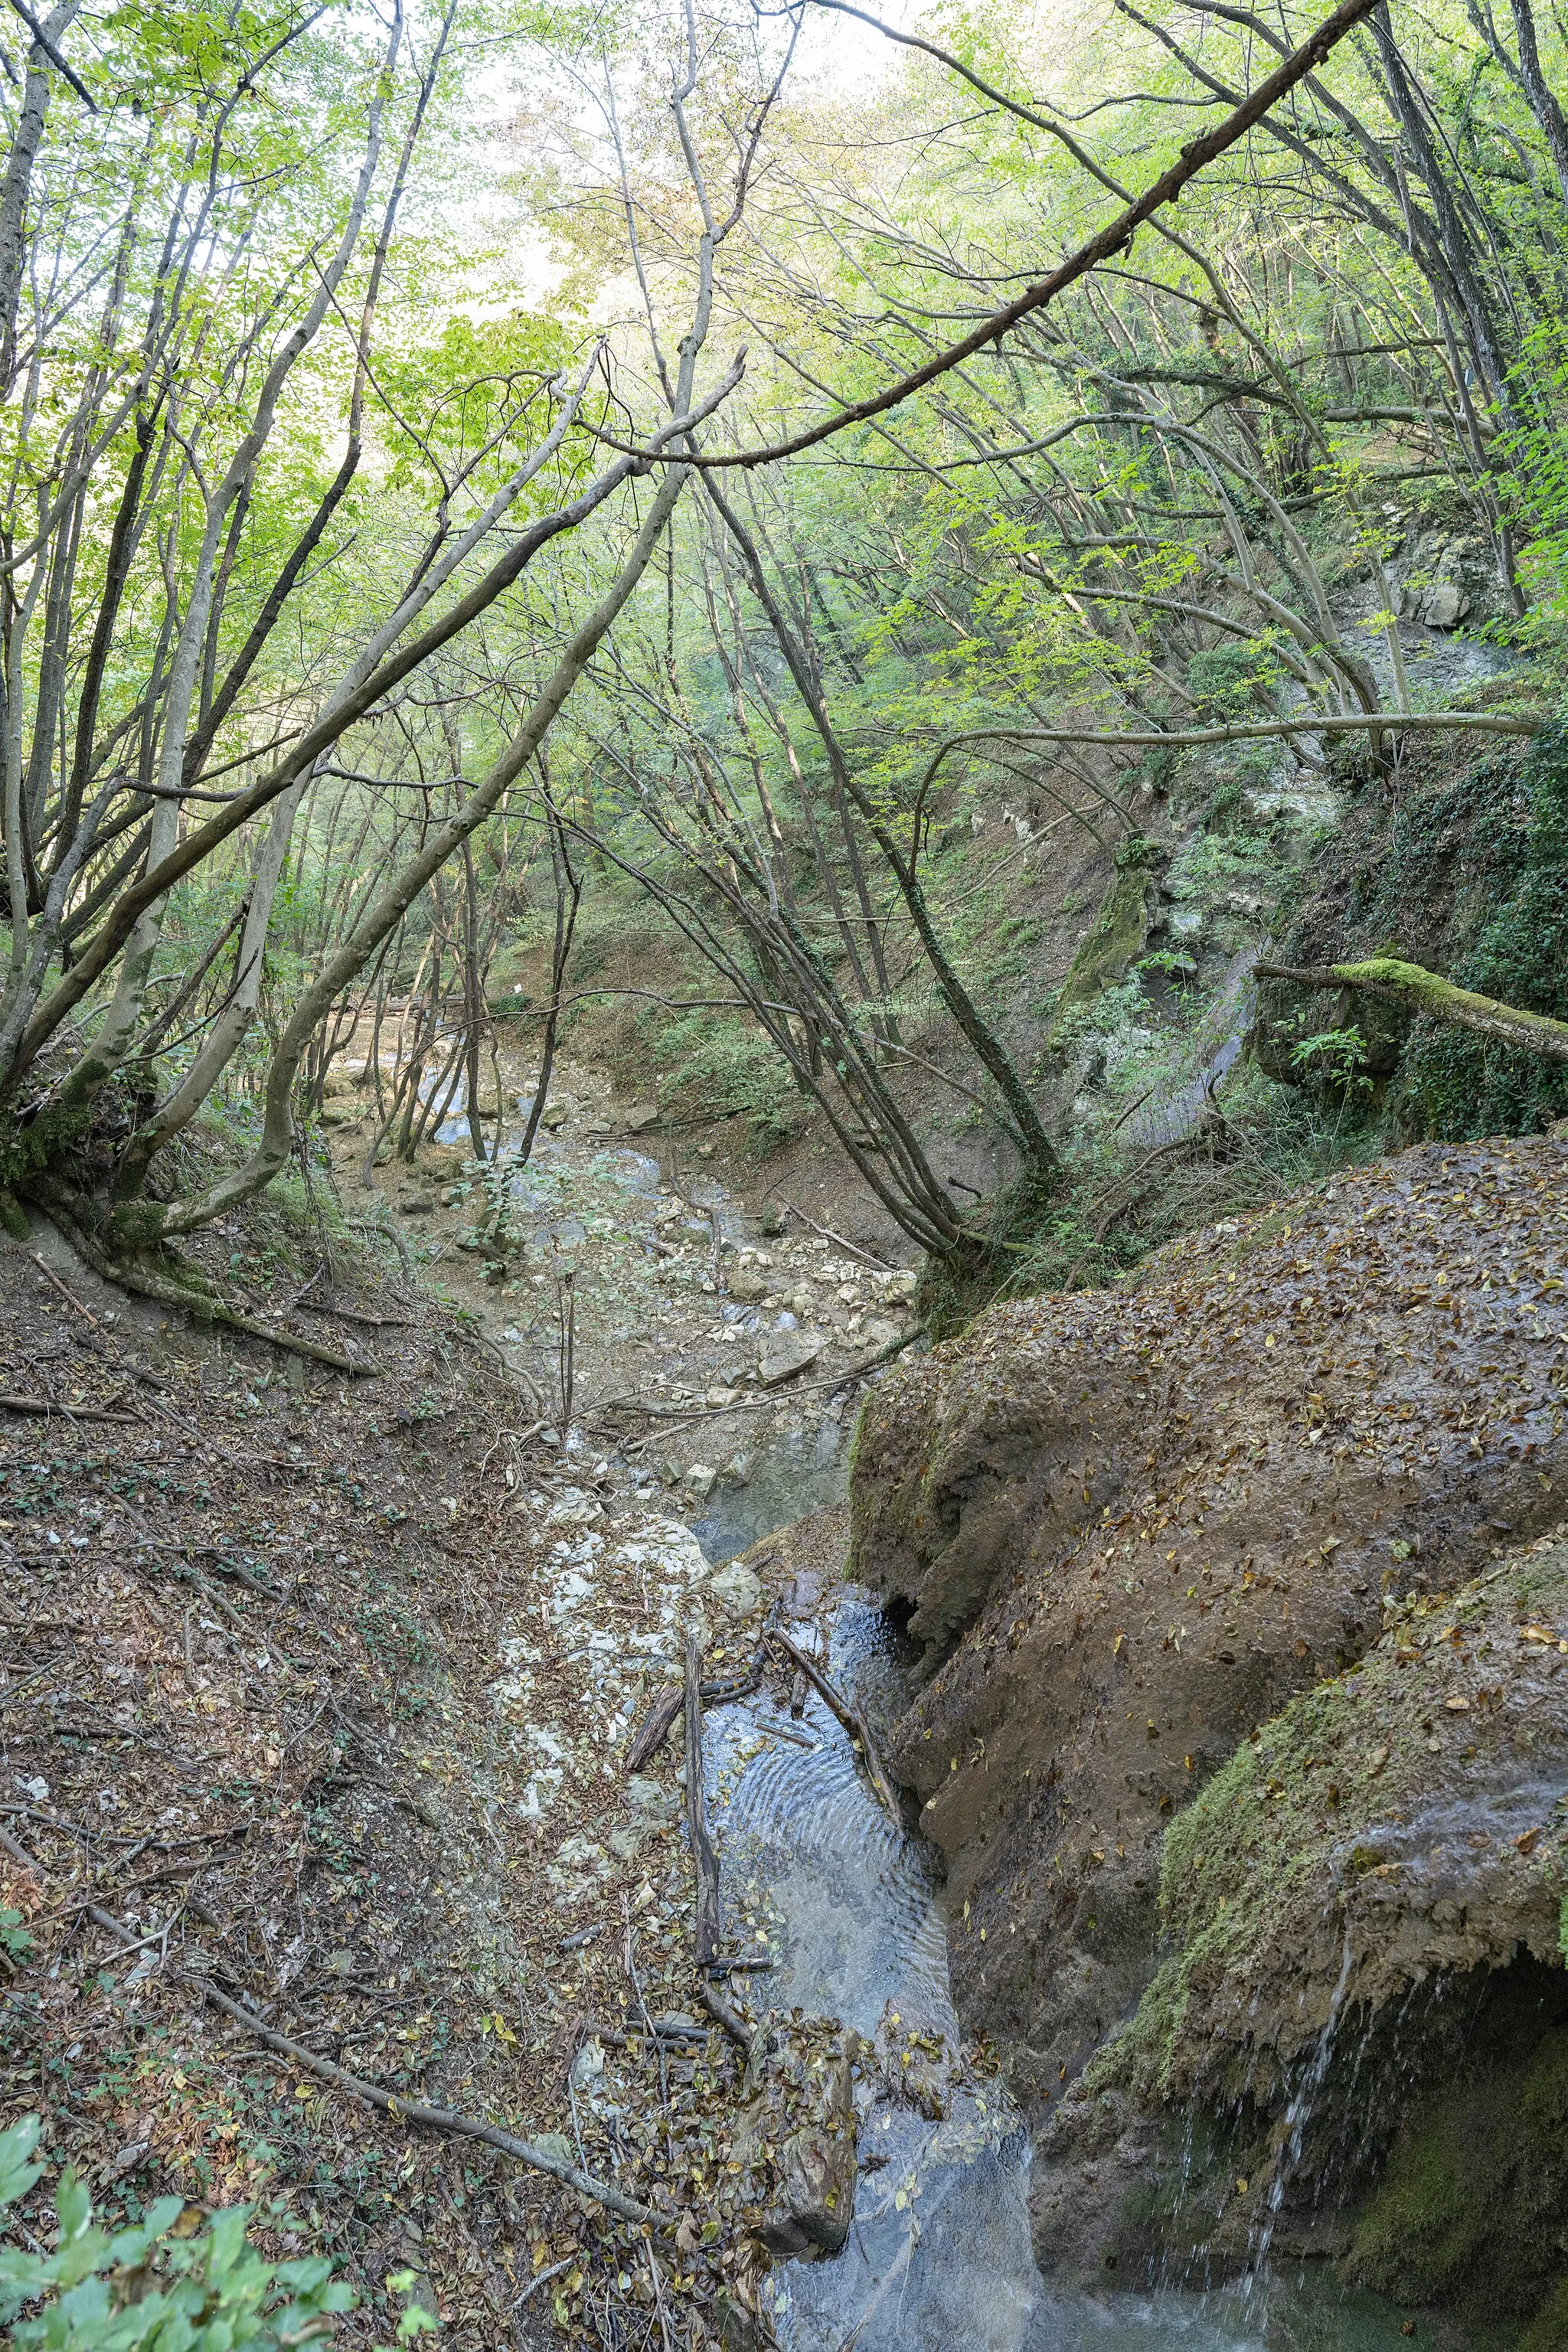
[851,1138,1568,2127]
[1034,1525,1568,2334]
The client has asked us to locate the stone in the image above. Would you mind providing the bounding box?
[720,1450,754,1488]
[758,1327,825,1385]
[397,1194,435,1217]
[569,2037,606,2090]
[860,1317,903,1352]
[705,1385,740,1409]
[544,1491,602,1528]
[752,2050,857,2259]
[708,1560,763,1619]
[540,1102,569,1129]
[622,1101,661,1132]
[684,1462,717,1501]
[727,1269,769,1303]
[1423,580,1470,628]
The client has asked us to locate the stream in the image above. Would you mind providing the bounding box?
[425,1070,1426,2349]
[692,1461,1424,2352]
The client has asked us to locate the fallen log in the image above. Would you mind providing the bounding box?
[768,1627,898,1817]
[684,1635,722,1971]
[1257,956,1568,1064]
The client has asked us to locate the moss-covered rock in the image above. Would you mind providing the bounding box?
[1034,1527,1568,2331]
[1102,1531,1568,2114]
[1044,849,1159,1047]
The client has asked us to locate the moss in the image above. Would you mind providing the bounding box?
[1517,2275,1568,2352]
[1348,2026,1568,2323]
[1097,1540,1568,2106]
[0,1096,95,1191]
[1397,724,1568,1139]
[1044,862,1154,1047]
[1348,2106,1478,2301]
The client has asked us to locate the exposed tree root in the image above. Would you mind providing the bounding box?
[34,1198,373,1375]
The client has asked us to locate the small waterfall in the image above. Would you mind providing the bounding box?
[1239,1930,1355,2324]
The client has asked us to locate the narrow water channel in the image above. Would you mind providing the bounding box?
[691,1451,1425,2352]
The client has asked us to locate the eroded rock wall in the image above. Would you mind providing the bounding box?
[1032,1527,1568,2321]
[850,1136,1568,2120]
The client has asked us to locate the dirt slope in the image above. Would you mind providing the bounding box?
[849,1135,1568,2121]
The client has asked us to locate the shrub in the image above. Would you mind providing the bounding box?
[0,2113,421,2351]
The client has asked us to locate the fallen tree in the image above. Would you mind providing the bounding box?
[1256,956,1568,1066]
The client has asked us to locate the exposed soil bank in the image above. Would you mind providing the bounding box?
[848,1136,1568,2267]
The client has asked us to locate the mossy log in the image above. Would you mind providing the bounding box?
[1257,954,1568,1064]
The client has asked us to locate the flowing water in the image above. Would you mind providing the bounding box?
[692,1455,1423,2352]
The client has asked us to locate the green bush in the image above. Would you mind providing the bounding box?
[0,2114,427,2351]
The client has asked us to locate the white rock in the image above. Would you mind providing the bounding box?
[758,1327,825,1385]
[684,1462,717,1500]
[709,1561,763,1619]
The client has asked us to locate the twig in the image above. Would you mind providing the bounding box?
[296,1298,414,1329]
[0,1393,138,1423]
[768,1628,898,1816]
[694,1975,750,2048]
[513,2257,573,2313]
[64,1900,658,2225]
[779,1202,895,1271]
[609,1331,920,1446]
[684,1637,721,1971]
[31,1253,100,1325]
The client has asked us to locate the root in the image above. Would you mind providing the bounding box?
[38,1200,373,1377]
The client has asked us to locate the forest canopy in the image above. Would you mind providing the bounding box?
[1,0,1563,1301]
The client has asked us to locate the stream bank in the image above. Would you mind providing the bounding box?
[848,1132,1568,2344]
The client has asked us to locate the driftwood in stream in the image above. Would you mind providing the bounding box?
[622,1645,768,1772]
[769,1627,899,1816]
[685,1635,722,1969]
[626,1686,684,1772]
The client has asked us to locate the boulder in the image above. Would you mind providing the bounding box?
[758,1328,825,1385]
[748,2046,857,2259]
[1033,1524,1568,2329]
[622,1101,661,1133]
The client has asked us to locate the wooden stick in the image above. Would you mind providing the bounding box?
[695,1975,750,2048]
[31,1252,101,1326]
[769,1628,898,1817]
[684,1636,721,1971]
[81,1903,656,2226]
[5,1818,653,2227]
[626,1687,683,1772]
[0,1393,139,1423]
[623,1650,769,1772]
